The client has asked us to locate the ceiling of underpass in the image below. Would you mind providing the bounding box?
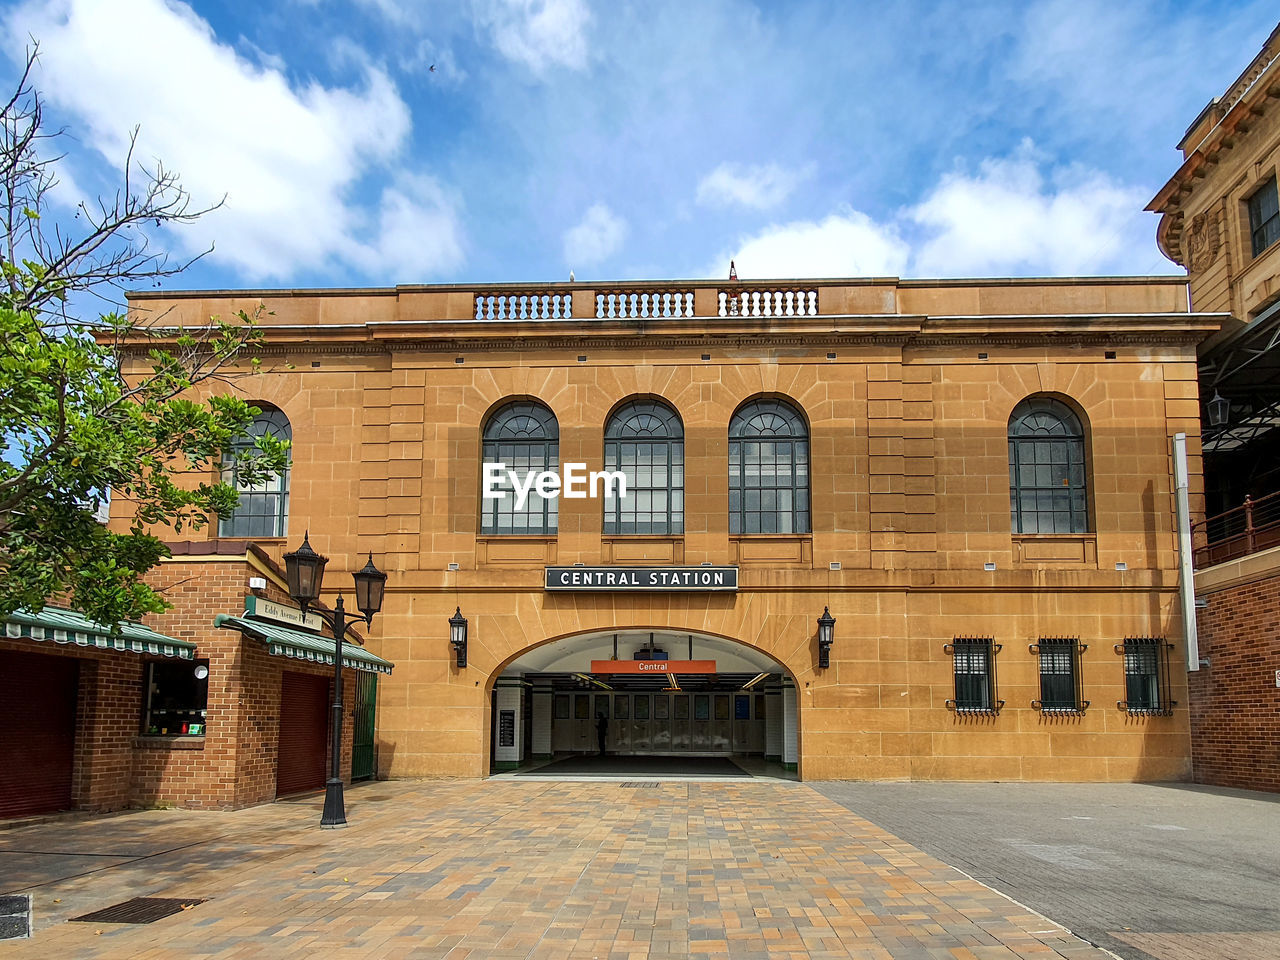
[501,630,786,681]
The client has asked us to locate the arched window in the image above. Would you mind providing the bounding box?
[729,398,810,534]
[219,406,291,538]
[604,399,683,535]
[1008,397,1089,534]
[481,401,559,535]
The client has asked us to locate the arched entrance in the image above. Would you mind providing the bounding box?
[487,629,798,779]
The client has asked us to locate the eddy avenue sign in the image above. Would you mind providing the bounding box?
[545,566,738,592]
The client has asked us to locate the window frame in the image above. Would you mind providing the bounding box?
[728,398,811,535]
[480,400,560,536]
[1248,175,1280,259]
[1008,396,1090,535]
[141,659,210,736]
[945,638,1004,715]
[1030,637,1089,714]
[218,406,291,539]
[603,399,684,535]
[1117,637,1175,716]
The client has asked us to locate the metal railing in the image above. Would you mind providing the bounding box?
[1191,490,1280,568]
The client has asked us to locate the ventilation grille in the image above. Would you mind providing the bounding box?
[71,898,207,924]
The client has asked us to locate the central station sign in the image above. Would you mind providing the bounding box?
[544,566,738,591]
[590,660,717,674]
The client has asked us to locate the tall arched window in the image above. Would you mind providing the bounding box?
[1008,397,1089,534]
[729,398,810,535]
[481,400,559,535]
[219,406,291,538]
[604,399,683,535]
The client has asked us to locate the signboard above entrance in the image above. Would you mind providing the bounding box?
[591,660,717,674]
[545,566,738,591]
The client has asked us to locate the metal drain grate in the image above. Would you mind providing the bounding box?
[621,781,661,788]
[71,898,207,924]
[0,895,30,940]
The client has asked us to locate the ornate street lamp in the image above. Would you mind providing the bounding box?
[816,606,835,669]
[449,606,468,668]
[283,533,387,828]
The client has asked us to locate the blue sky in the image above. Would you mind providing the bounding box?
[2,0,1275,291]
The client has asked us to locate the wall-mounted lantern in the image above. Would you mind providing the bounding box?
[817,606,835,669]
[449,606,468,668]
[1208,391,1230,427]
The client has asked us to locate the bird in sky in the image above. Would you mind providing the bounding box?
[429,64,436,73]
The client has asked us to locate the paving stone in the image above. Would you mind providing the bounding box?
[0,780,1117,959]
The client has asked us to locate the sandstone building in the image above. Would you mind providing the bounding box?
[1148,21,1280,793]
[1,271,1221,816]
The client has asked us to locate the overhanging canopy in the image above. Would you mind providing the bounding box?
[3,608,196,659]
[214,614,394,675]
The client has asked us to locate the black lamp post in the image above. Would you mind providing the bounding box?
[816,606,835,669]
[449,606,468,668]
[283,532,386,828]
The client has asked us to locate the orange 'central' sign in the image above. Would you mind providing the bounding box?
[589,659,717,674]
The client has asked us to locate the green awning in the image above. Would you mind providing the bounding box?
[214,614,394,675]
[3,607,196,659]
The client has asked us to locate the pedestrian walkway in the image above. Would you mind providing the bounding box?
[0,779,1112,959]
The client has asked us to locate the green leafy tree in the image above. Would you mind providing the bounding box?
[0,49,288,626]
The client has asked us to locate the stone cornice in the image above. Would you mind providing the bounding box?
[114,311,1224,357]
[117,313,1218,358]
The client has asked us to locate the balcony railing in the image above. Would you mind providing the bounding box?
[1192,490,1280,568]
[473,283,820,322]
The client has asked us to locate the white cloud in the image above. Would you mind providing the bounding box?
[563,203,626,266]
[696,162,804,210]
[705,144,1166,281]
[4,0,465,281]
[710,210,909,280]
[350,173,466,279]
[474,0,591,74]
[908,143,1152,277]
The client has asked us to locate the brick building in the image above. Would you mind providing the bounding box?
[1148,21,1280,793]
[0,541,388,817]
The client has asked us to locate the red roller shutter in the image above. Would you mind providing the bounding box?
[0,651,78,818]
[276,671,329,797]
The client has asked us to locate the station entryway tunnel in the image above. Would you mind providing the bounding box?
[488,630,798,778]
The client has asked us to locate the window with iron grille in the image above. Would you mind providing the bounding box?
[1008,397,1089,534]
[1249,176,1279,258]
[1117,637,1174,715]
[945,638,1003,714]
[219,406,291,538]
[728,398,810,534]
[481,401,559,535]
[1031,638,1088,713]
[603,399,684,534]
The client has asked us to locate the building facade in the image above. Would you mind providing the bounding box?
[1149,21,1280,793]
[83,274,1213,794]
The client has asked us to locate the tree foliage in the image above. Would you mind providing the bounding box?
[0,48,287,626]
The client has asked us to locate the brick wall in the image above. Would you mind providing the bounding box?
[1,551,363,819]
[136,556,250,808]
[1190,572,1280,792]
[1,638,141,812]
[235,638,356,807]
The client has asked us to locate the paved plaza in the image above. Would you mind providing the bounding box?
[816,782,1280,960]
[0,778,1276,959]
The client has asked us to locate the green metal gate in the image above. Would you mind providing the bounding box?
[352,671,378,781]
